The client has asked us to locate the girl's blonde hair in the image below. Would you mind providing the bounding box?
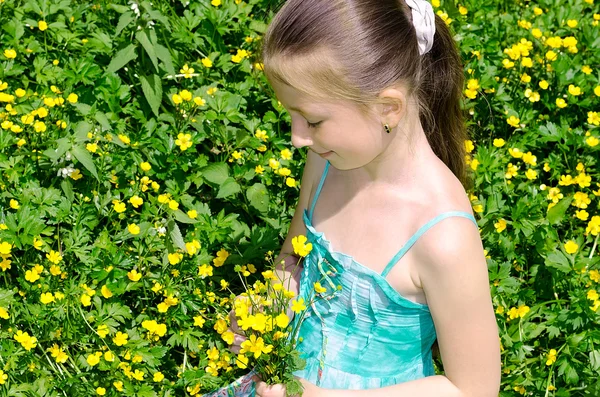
[259,0,471,189]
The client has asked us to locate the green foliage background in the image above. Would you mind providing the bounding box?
[0,0,600,396]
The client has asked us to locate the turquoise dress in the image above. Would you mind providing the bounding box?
[292,160,478,390]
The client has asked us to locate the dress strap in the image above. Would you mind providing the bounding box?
[308,161,330,222]
[380,211,478,278]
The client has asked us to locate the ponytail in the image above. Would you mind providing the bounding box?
[418,14,471,190]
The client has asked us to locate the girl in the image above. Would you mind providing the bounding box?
[234,0,501,395]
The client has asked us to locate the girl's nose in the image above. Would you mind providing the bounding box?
[290,122,313,149]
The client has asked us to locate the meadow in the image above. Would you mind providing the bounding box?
[0,0,599,395]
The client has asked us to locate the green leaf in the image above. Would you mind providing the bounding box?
[71,145,100,181]
[545,251,571,273]
[106,44,138,74]
[246,183,269,213]
[155,44,176,76]
[136,30,159,72]
[140,74,163,118]
[61,180,74,203]
[115,11,135,36]
[167,219,186,251]
[43,138,70,161]
[95,112,112,131]
[72,102,92,115]
[172,210,199,224]
[591,350,600,371]
[547,196,573,225]
[249,20,268,34]
[201,163,229,185]
[74,121,93,142]
[216,178,241,199]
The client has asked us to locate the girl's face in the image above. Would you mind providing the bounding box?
[270,80,389,170]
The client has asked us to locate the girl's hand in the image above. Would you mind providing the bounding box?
[253,376,323,397]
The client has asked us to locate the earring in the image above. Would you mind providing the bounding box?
[384,124,391,134]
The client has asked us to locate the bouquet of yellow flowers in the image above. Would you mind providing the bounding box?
[201,234,339,397]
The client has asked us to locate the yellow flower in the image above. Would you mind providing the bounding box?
[211,0,221,6]
[96,387,106,396]
[180,90,192,101]
[101,285,113,299]
[555,98,567,108]
[198,264,213,278]
[588,111,600,126]
[180,64,195,79]
[153,372,165,382]
[118,134,130,144]
[588,290,599,301]
[292,235,313,257]
[0,307,8,319]
[187,209,198,219]
[168,200,179,210]
[567,19,578,28]
[112,200,126,213]
[546,349,557,365]
[86,142,98,153]
[291,298,307,313]
[507,116,520,128]
[314,282,327,294]
[40,292,55,304]
[236,354,249,369]
[9,199,19,209]
[175,133,193,151]
[129,195,143,208]
[194,315,206,328]
[568,84,582,96]
[172,93,182,105]
[240,334,273,359]
[127,223,140,235]
[464,139,475,153]
[4,49,16,59]
[86,352,102,366]
[494,219,507,233]
[168,252,183,265]
[281,148,292,160]
[564,240,578,254]
[201,57,213,68]
[81,294,92,306]
[255,129,269,141]
[97,324,109,338]
[46,250,62,264]
[586,136,599,147]
[525,169,537,180]
[213,248,230,267]
[25,269,40,283]
[140,161,151,171]
[38,21,48,31]
[112,331,128,346]
[127,269,142,281]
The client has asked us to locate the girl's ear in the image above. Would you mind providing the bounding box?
[377,86,407,128]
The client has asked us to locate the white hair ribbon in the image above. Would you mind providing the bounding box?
[404,0,436,56]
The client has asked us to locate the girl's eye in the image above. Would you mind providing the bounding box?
[307,120,322,129]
